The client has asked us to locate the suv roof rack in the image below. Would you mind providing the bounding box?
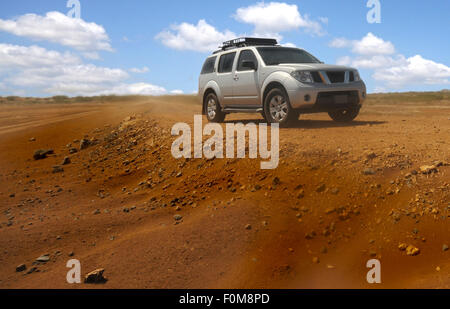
[213,37,278,54]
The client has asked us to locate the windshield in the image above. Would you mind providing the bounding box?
[256,47,321,65]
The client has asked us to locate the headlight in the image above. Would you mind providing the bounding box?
[291,70,314,83]
[353,70,361,81]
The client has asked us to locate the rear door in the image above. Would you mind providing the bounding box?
[216,52,237,107]
[233,49,260,106]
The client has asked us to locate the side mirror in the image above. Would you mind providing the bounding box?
[242,60,257,70]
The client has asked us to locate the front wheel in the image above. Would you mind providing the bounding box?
[328,108,360,122]
[264,88,297,127]
[205,93,225,123]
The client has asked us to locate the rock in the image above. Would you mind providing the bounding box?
[305,231,316,240]
[365,152,377,160]
[312,257,320,264]
[33,149,54,160]
[316,184,326,193]
[84,268,107,284]
[36,255,50,263]
[62,156,71,165]
[29,137,36,142]
[419,165,438,174]
[52,166,64,174]
[406,245,420,256]
[69,148,78,154]
[16,264,26,272]
[363,168,376,175]
[174,214,183,221]
[26,267,38,275]
[245,224,252,230]
[398,243,408,251]
[443,244,449,252]
[272,177,281,186]
[80,139,91,150]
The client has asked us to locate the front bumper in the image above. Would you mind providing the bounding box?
[287,80,367,110]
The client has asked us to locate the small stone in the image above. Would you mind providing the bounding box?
[36,255,50,263]
[443,244,449,252]
[16,264,26,272]
[174,214,183,221]
[52,166,64,174]
[365,152,377,160]
[33,149,54,160]
[398,243,408,251]
[272,177,281,186]
[245,224,252,230]
[84,268,107,284]
[316,184,326,193]
[62,156,71,165]
[419,165,437,174]
[363,168,376,175]
[312,257,320,264]
[406,245,420,256]
[80,139,91,150]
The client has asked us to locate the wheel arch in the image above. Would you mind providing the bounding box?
[201,81,221,115]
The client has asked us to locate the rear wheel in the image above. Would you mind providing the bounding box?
[328,108,360,122]
[205,93,225,123]
[264,88,297,127]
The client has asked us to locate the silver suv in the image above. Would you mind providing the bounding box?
[199,38,367,126]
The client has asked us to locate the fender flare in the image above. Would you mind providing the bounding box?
[261,71,292,104]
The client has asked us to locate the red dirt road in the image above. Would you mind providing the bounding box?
[0,95,449,288]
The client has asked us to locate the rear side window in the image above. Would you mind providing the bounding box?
[237,50,258,71]
[201,56,216,74]
[218,52,236,73]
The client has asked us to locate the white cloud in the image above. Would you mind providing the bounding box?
[156,19,236,52]
[330,33,395,55]
[156,2,327,52]
[331,33,450,89]
[94,83,167,96]
[0,11,112,52]
[329,38,352,49]
[234,2,325,37]
[373,55,450,88]
[170,89,184,95]
[0,43,80,69]
[0,43,168,96]
[281,42,297,48]
[130,66,149,74]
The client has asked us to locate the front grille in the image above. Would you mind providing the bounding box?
[326,71,345,83]
[311,71,323,83]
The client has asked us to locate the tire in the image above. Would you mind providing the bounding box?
[263,88,297,127]
[205,93,225,123]
[328,108,360,123]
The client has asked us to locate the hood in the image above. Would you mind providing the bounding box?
[277,63,355,71]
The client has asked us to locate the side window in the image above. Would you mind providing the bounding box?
[218,52,236,73]
[201,56,216,74]
[237,50,258,71]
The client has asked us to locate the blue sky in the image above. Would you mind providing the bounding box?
[0,0,449,96]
